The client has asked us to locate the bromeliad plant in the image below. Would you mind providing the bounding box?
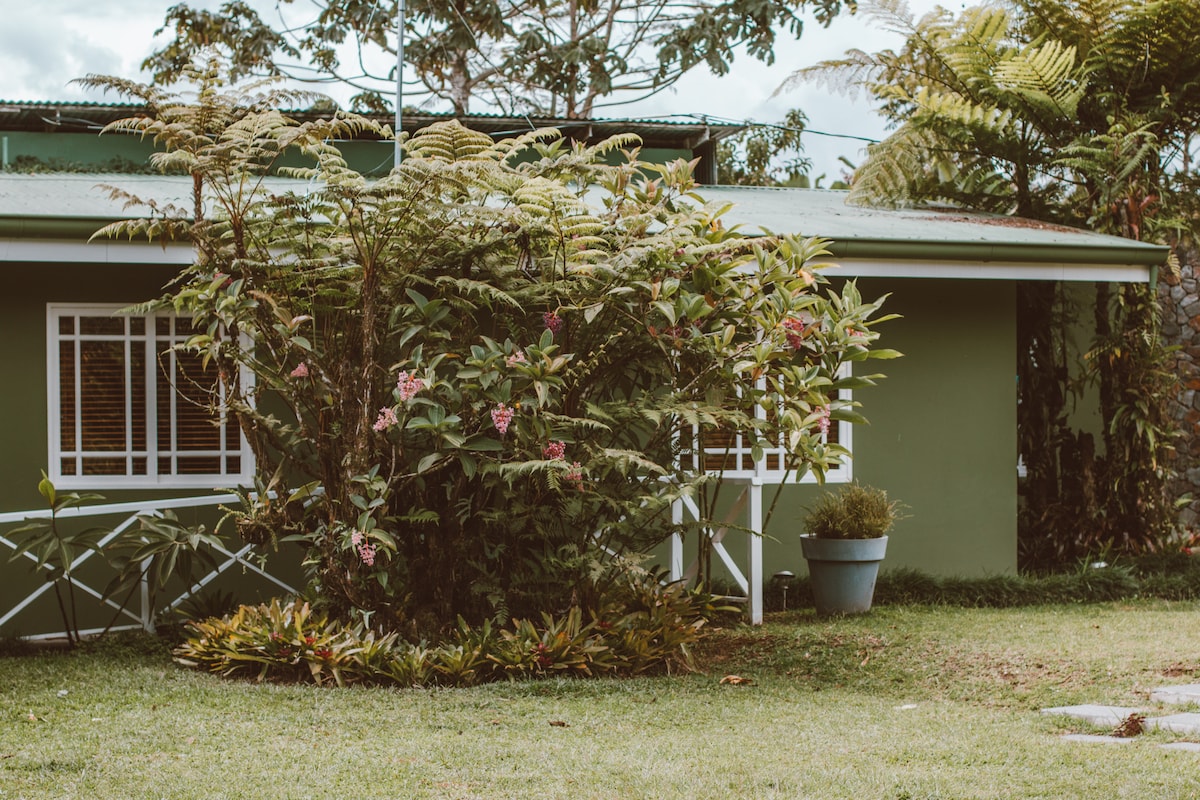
[86,60,895,632]
[4,473,110,646]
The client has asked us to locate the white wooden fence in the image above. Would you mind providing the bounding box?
[0,494,297,640]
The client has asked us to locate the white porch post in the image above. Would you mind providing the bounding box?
[670,499,684,581]
[139,557,155,634]
[747,477,763,624]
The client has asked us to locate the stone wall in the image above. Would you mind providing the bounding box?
[1158,247,1200,531]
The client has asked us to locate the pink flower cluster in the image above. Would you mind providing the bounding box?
[543,311,563,335]
[816,405,832,437]
[350,530,377,566]
[396,370,425,402]
[491,403,515,436]
[532,642,553,667]
[782,317,807,349]
[290,362,310,378]
[565,461,583,488]
[506,350,528,367]
[373,406,399,432]
[543,441,566,460]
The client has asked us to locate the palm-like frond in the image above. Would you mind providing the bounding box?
[994,40,1085,123]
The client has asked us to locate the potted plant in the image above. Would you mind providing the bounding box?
[800,483,901,615]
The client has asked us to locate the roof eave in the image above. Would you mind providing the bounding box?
[818,256,1153,283]
[0,216,120,239]
[824,238,1170,269]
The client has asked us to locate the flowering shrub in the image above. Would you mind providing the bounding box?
[96,66,894,631]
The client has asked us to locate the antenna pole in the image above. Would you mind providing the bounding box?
[395,0,405,167]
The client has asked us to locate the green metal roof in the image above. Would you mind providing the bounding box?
[697,186,1169,267]
[0,174,1170,273]
[0,101,743,150]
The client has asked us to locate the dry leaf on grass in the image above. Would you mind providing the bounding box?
[1111,713,1145,738]
[720,675,754,685]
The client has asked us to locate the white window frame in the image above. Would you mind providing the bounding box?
[46,303,255,490]
[680,367,853,484]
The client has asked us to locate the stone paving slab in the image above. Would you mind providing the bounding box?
[1151,684,1200,705]
[1042,705,1142,726]
[1159,742,1200,752]
[1145,713,1200,734]
[1060,734,1133,745]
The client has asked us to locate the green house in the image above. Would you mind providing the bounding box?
[0,102,1170,636]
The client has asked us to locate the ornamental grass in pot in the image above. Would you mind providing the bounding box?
[800,483,901,615]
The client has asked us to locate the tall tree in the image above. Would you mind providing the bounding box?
[144,0,852,117]
[786,0,1200,564]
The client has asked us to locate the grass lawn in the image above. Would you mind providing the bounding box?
[4,601,1200,799]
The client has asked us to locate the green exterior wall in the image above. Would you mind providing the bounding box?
[0,262,190,511]
[0,262,303,638]
[678,277,1019,583]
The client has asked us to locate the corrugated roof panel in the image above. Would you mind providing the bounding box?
[0,174,1169,270]
[697,185,1164,256]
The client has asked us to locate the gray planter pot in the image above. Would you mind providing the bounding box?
[800,534,888,616]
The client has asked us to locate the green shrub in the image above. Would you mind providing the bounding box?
[817,561,1200,610]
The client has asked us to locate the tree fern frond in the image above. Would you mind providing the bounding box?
[777,49,891,98]
[909,87,1015,133]
[940,5,1012,82]
[404,121,498,164]
[847,123,942,207]
[430,276,524,310]
[995,40,1084,120]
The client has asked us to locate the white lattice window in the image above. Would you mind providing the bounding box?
[47,304,253,489]
[678,371,852,483]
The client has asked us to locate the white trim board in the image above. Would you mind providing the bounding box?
[0,238,193,265]
[814,257,1153,283]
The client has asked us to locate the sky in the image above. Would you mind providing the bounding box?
[0,0,955,178]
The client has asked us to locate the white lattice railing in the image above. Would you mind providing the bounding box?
[671,479,765,624]
[0,494,297,641]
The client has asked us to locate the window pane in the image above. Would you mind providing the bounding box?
[78,340,127,452]
[159,350,221,452]
[224,414,240,451]
[59,340,76,451]
[131,344,147,452]
[60,458,76,476]
[81,457,126,475]
[177,456,223,474]
[80,316,124,336]
[59,316,74,335]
